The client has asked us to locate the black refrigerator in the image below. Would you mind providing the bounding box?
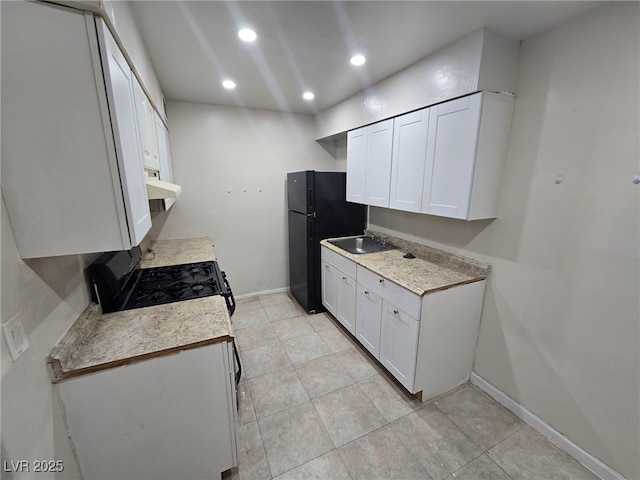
[288,171,367,313]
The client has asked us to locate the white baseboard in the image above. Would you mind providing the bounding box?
[469,373,624,480]
[234,287,289,301]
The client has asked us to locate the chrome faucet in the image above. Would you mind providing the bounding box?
[369,234,386,246]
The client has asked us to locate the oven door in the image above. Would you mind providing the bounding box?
[221,271,236,317]
[220,269,240,384]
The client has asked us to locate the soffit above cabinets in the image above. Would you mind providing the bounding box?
[131,1,605,114]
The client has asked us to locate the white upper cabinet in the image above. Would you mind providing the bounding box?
[365,119,394,207]
[1,2,151,257]
[154,113,177,210]
[98,20,152,246]
[133,77,160,171]
[346,119,394,207]
[389,109,430,213]
[346,127,368,204]
[346,91,514,220]
[421,92,514,220]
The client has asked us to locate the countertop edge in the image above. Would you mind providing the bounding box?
[47,334,234,383]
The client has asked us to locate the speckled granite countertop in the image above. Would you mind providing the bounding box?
[140,236,215,268]
[47,238,232,383]
[320,232,489,296]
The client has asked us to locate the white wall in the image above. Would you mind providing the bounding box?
[315,29,519,140]
[1,197,87,479]
[369,4,639,478]
[149,101,339,295]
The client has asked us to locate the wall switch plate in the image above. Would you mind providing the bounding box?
[2,314,29,362]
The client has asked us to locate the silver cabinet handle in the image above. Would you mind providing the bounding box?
[393,309,399,315]
[364,290,369,295]
[342,276,347,280]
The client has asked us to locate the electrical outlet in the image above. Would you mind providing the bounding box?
[2,314,29,362]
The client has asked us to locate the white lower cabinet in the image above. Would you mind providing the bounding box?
[355,286,383,357]
[56,342,238,479]
[336,273,357,334]
[379,301,420,392]
[320,244,486,401]
[321,260,338,317]
[322,246,358,335]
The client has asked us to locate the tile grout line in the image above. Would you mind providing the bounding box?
[253,407,276,480]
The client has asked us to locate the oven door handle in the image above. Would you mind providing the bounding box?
[233,340,242,385]
[222,273,236,317]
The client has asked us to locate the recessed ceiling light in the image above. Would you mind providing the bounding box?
[350,54,366,66]
[222,80,236,90]
[238,29,257,42]
[302,91,315,101]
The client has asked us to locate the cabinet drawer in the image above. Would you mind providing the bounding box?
[356,266,421,319]
[321,245,357,278]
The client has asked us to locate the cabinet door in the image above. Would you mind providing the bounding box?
[355,285,383,358]
[155,114,176,210]
[389,109,429,213]
[336,273,356,335]
[133,77,160,171]
[380,301,420,392]
[421,93,482,219]
[365,119,394,207]
[346,127,367,204]
[321,260,338,317]
[98,20,151,246]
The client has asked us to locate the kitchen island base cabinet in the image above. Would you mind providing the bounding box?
[56,343,238,480]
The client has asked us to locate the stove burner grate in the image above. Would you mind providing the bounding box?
[123,261,227,310]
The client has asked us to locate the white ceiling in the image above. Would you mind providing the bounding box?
[131,1,605,114]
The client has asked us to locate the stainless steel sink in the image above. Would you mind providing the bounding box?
[328,236,395,255]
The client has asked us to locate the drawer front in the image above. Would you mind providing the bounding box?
[321,245,357,278]
[356,265,421,319]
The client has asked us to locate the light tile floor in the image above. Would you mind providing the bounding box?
[225,292,598,480]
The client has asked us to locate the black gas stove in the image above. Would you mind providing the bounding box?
[89,247,235,315]
[89,246,241,384]
[127,261,230,310]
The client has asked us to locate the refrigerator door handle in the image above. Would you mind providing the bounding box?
[308,188,313,212]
